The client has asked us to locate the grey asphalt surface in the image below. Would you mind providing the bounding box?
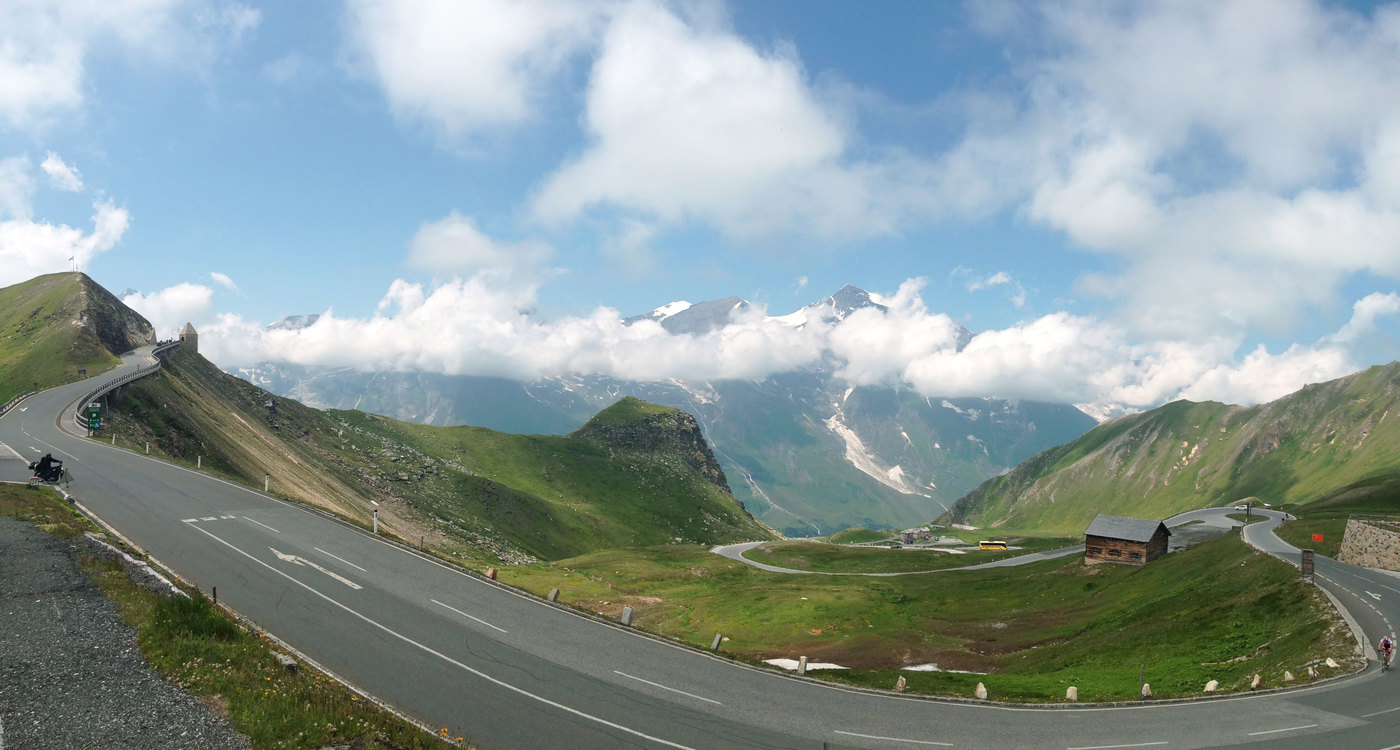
[6,348,1400,749]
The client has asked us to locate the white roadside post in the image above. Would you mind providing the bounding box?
[371,500,379,534]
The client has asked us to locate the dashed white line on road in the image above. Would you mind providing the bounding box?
[834,730,952,747]
[1066,742,1167,750]
[613,671,721,705]
[182,518,198,523]
[1247,724,1317,736]
[185,523,692,750]
[243,516,280,533]
[315,547,367,572]
[431,598,508,633]
[1362,706,1400,718]
[201,516,217,521]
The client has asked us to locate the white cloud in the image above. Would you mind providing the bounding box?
[210,271,238,292]
[0,199,128,287]
[940,0,1400,343]
[966,271,1027,308]
[344,0,605,140]
[192,271,1384,418]
[406,212,551,280]
[531,1,948,241]
[122,283,215,339]
[40,152,83,192]
[0,0,259,131]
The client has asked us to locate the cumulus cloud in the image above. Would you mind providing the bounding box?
[203,276,830,383]
[122,283,214,339]
[344,0,605,140]
[943,0,1400,342]
[0,0,259,131]
[0,201,129,287]
[189,271,1388,418]
[531,0,950,241]
[40,152,83,191]
[406,212,551,280]
[0,153,128,285]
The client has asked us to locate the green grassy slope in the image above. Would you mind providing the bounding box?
[503,534,1350,700]
[105,347,772,563]
[0,272,154,402]
[946,362,1400,533]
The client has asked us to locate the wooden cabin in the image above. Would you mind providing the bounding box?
[1084,514,1170,565]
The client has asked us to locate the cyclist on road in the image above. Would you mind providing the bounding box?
[1380,635,1394,669]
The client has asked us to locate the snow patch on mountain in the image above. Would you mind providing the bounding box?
[650,301,691,321]
[942,400,981,421]
[824,401,923,497]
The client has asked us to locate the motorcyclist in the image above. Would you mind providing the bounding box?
[31,453,62,482]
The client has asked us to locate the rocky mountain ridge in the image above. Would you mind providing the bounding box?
[945,360,1400,533]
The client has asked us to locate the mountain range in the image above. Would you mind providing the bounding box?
[232,285,1098,536]
[945,360,1400,533]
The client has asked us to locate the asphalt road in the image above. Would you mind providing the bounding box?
[5,348,1400,749]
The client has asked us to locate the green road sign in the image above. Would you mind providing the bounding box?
[87,402,101,430]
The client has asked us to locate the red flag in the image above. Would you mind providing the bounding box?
[1312,533,1324,542]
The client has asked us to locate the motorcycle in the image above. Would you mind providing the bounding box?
[28,459,66,484]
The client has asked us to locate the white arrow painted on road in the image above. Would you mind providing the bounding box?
[270,547,363,590]
[1367,591,1382,601]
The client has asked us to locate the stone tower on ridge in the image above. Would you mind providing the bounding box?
[179,322,198,353]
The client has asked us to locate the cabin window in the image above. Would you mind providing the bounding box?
[1088,546,1103,555]
[1129,552,1142,561]
[1108,549,1122,557]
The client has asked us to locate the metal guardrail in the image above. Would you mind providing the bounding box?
[70,341,183,431]
[0,391,35,417]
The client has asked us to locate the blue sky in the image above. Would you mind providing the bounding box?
[2,0,1399,418]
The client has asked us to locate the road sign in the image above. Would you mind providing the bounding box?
[86,402,101,430]
[1301,549,1315,580]
[1312,533,1324,542]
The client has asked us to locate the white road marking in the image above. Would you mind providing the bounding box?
[221,515,236,520]
[243,516,280,533]
[431,598,508,633]
[1362,706,1400,718]
[1367,591,1382,601]
[834,730,952,746]
[315,547,367,572]
[613,670,722,705]
[182,518,199,523]
[270,547,363,590]
[1247,724,1317,736]
[201,516,218,521]
[1064,744,1164,750]
[1066,743,1167,750]
[186,524,693,750]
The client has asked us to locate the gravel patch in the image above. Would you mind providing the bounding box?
[0,516,250,749]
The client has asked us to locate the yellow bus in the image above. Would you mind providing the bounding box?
[978,540,1007,551]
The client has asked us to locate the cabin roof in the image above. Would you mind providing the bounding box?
[1084,514,1170,543]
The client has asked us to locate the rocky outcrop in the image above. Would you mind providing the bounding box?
[77,274,155,354]
[575,399,733,494]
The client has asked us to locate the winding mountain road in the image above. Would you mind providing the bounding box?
[3,347,1400,749]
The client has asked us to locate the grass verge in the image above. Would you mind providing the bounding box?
[0,483,460,749]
